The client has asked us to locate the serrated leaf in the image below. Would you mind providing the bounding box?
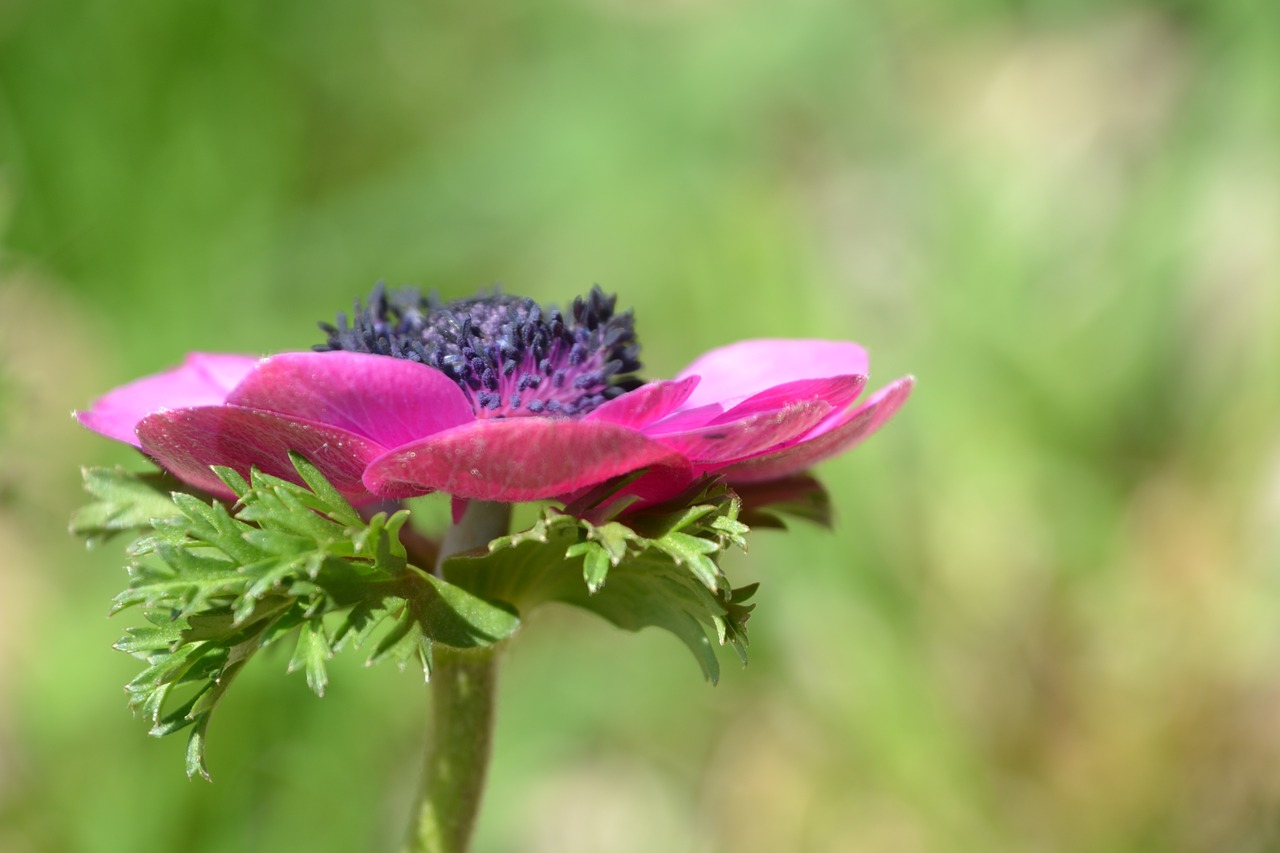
[653,531,722,592]
[186,719,212,781]
[443,483,754,682]
[559,557,725,682]
[149,691,204,739]
[85,458,764,780]
[242,528,314,558]
[367,609,422,668]
[113,623,185,656]
[288,451,360,526]
[212,466,250,498]
[71,467,187,545]
[569,542,611,593]
[82,455,522,779]
[588,521,631,565]
[289,619,332,697]
[331,598,398,652]
[415,573,521,649]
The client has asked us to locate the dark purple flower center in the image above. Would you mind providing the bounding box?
[315,284,643,418]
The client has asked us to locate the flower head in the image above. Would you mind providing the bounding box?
[316,284,642,418]
[76,286,912,505]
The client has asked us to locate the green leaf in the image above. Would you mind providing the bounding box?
[444,479,755,683]
[652,531,723,592]
[417,572,521,650]
[186,718,212,781]
[288,451,361,526]
[588,521,631,564]
[288,619,332,697]
[568,541,611,593]
[70,467,187,546]
[367,609,431,676]
[331,598,400,652]
[76,457,520,778]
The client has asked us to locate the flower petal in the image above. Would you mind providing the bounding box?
[643,401,724,434]
[676,339,869,410]
[137,406,386,502]
[226,351,475,449]
[709,375,866,424]
[75,353,259,447]
[584,377,699,429]
[718,376,914,483]
[364,418,689,502]
[651,400,835,466]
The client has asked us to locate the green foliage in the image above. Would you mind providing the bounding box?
[74,454,519,780]
[69,467,188,546]
[73,457,777,779]
[444,479,757,684]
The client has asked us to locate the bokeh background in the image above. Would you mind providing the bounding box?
[2,0,1279,850]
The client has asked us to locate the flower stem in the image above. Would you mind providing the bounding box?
[404,501,511,853]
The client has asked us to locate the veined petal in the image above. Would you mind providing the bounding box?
[584,377,699,429]
[364,418,689,502]
[191,353,263,391]
[644,402,724,434]
[718,376,914,483]
[709,375,866,424]
[75,353,259,447]
[138,406,385,502]
[226,351,475,448]
[651,400,834,466]
[676,339,869,410]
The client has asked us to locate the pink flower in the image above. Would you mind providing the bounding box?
[76,287,912,505]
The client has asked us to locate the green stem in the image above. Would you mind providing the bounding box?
[403,501,511,853]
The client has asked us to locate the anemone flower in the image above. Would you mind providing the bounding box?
[76,286,912,506]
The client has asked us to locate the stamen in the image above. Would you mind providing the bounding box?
[315,284,643,418]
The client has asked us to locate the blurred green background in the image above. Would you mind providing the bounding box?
[2,0,1279,850]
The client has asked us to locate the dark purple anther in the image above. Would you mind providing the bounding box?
[316,284,642,419]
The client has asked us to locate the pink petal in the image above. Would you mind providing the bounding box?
[191,353,264,391]
[75,353,259,447]
[609,461,697,506]
[709,375,866,424]
[676,339,869,410]
[137,406,386,502]
[584,377,699,429]
[718,376,914,483]
[364,418,689,502]
[560,458,697,519]
[451,496,470,525]
[226,351,475,449]
[651,400,835,466]
[644,402,725,434]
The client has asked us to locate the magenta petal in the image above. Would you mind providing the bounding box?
[584,377,699,429]
[718,376,914,483]
[559,456,697,515]
[226,351,475,449]
[676,339,869,410]
[644,402,725,434]
[451,496,470,525]
[138,406,386,502]
[650,400,835,466]
[75,353,259,447]
[190,353,264,391]
[710,375,866,424]
[364,418,689,502]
